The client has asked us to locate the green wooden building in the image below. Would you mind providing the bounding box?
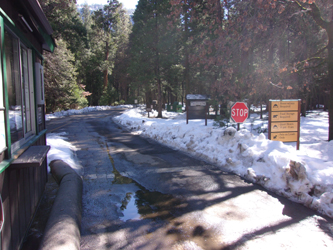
[0,0,55,249]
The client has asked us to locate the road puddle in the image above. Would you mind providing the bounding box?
[120,192,141,221]
[112,166,182,222]
[106,142,184,222]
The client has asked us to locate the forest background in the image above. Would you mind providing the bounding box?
[39,0,333,140]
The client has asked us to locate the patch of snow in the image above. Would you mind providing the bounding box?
[47,132,82,174]
[45,105,133,121]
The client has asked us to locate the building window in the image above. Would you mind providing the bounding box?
[21,47,33,134]
[0,26,6,153]
[4,29,35,152]
[0,108,5,152]
[0,101,5,151]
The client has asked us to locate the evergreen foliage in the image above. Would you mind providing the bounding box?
[129,0,182,117]
[44,39,88,112]
[39,0,333,140]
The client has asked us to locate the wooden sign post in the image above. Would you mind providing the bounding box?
[268,99,301,150]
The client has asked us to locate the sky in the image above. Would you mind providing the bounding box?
[77,0,138,10]
[46,105,333,219]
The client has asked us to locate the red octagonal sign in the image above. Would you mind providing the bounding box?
[231,102,249,123]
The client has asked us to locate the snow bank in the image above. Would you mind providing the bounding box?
[113,107,333,218]
[47,132,82,174]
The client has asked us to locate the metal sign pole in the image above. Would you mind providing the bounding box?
[186,100,188,124]
[205,104,208,126]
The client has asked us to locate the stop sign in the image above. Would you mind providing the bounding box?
[231,102,249,123]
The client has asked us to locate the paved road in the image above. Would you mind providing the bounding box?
[46,109,333,250]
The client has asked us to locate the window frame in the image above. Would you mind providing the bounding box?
[20,44,36,139]
[0,22,6,154]
[4,27,36,154]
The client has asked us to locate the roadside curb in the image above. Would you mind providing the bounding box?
[39,160,82,250]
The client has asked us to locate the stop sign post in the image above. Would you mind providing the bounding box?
[231,102,249,129]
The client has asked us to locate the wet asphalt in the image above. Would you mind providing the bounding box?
[44,109,333,250]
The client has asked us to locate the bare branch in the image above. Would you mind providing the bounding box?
[312,45,328,57]
[293,1,330,30]
[270,81,284,89]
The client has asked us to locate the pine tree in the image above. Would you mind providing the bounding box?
[93,0,122,90]
[130,0,182,117]
[40,0,90,111]
[44,39,88,112]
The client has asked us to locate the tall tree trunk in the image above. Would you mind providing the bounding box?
[216,0,223,24]
[146,90,152,108]
[104,40,109,89]
[184,5,190,96]
[155,3,162,118]
[303,3,333,140]
[328,27,333,141]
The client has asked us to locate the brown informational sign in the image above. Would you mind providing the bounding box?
[271,101,299,111]
[186,94,210,126]
[268,100,301,150]
[271,122,298,132]
[271,132,298,142]
[271,112,298,122]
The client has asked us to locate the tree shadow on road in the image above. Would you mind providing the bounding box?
[81,165,333,250]
[79,115,333,249]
